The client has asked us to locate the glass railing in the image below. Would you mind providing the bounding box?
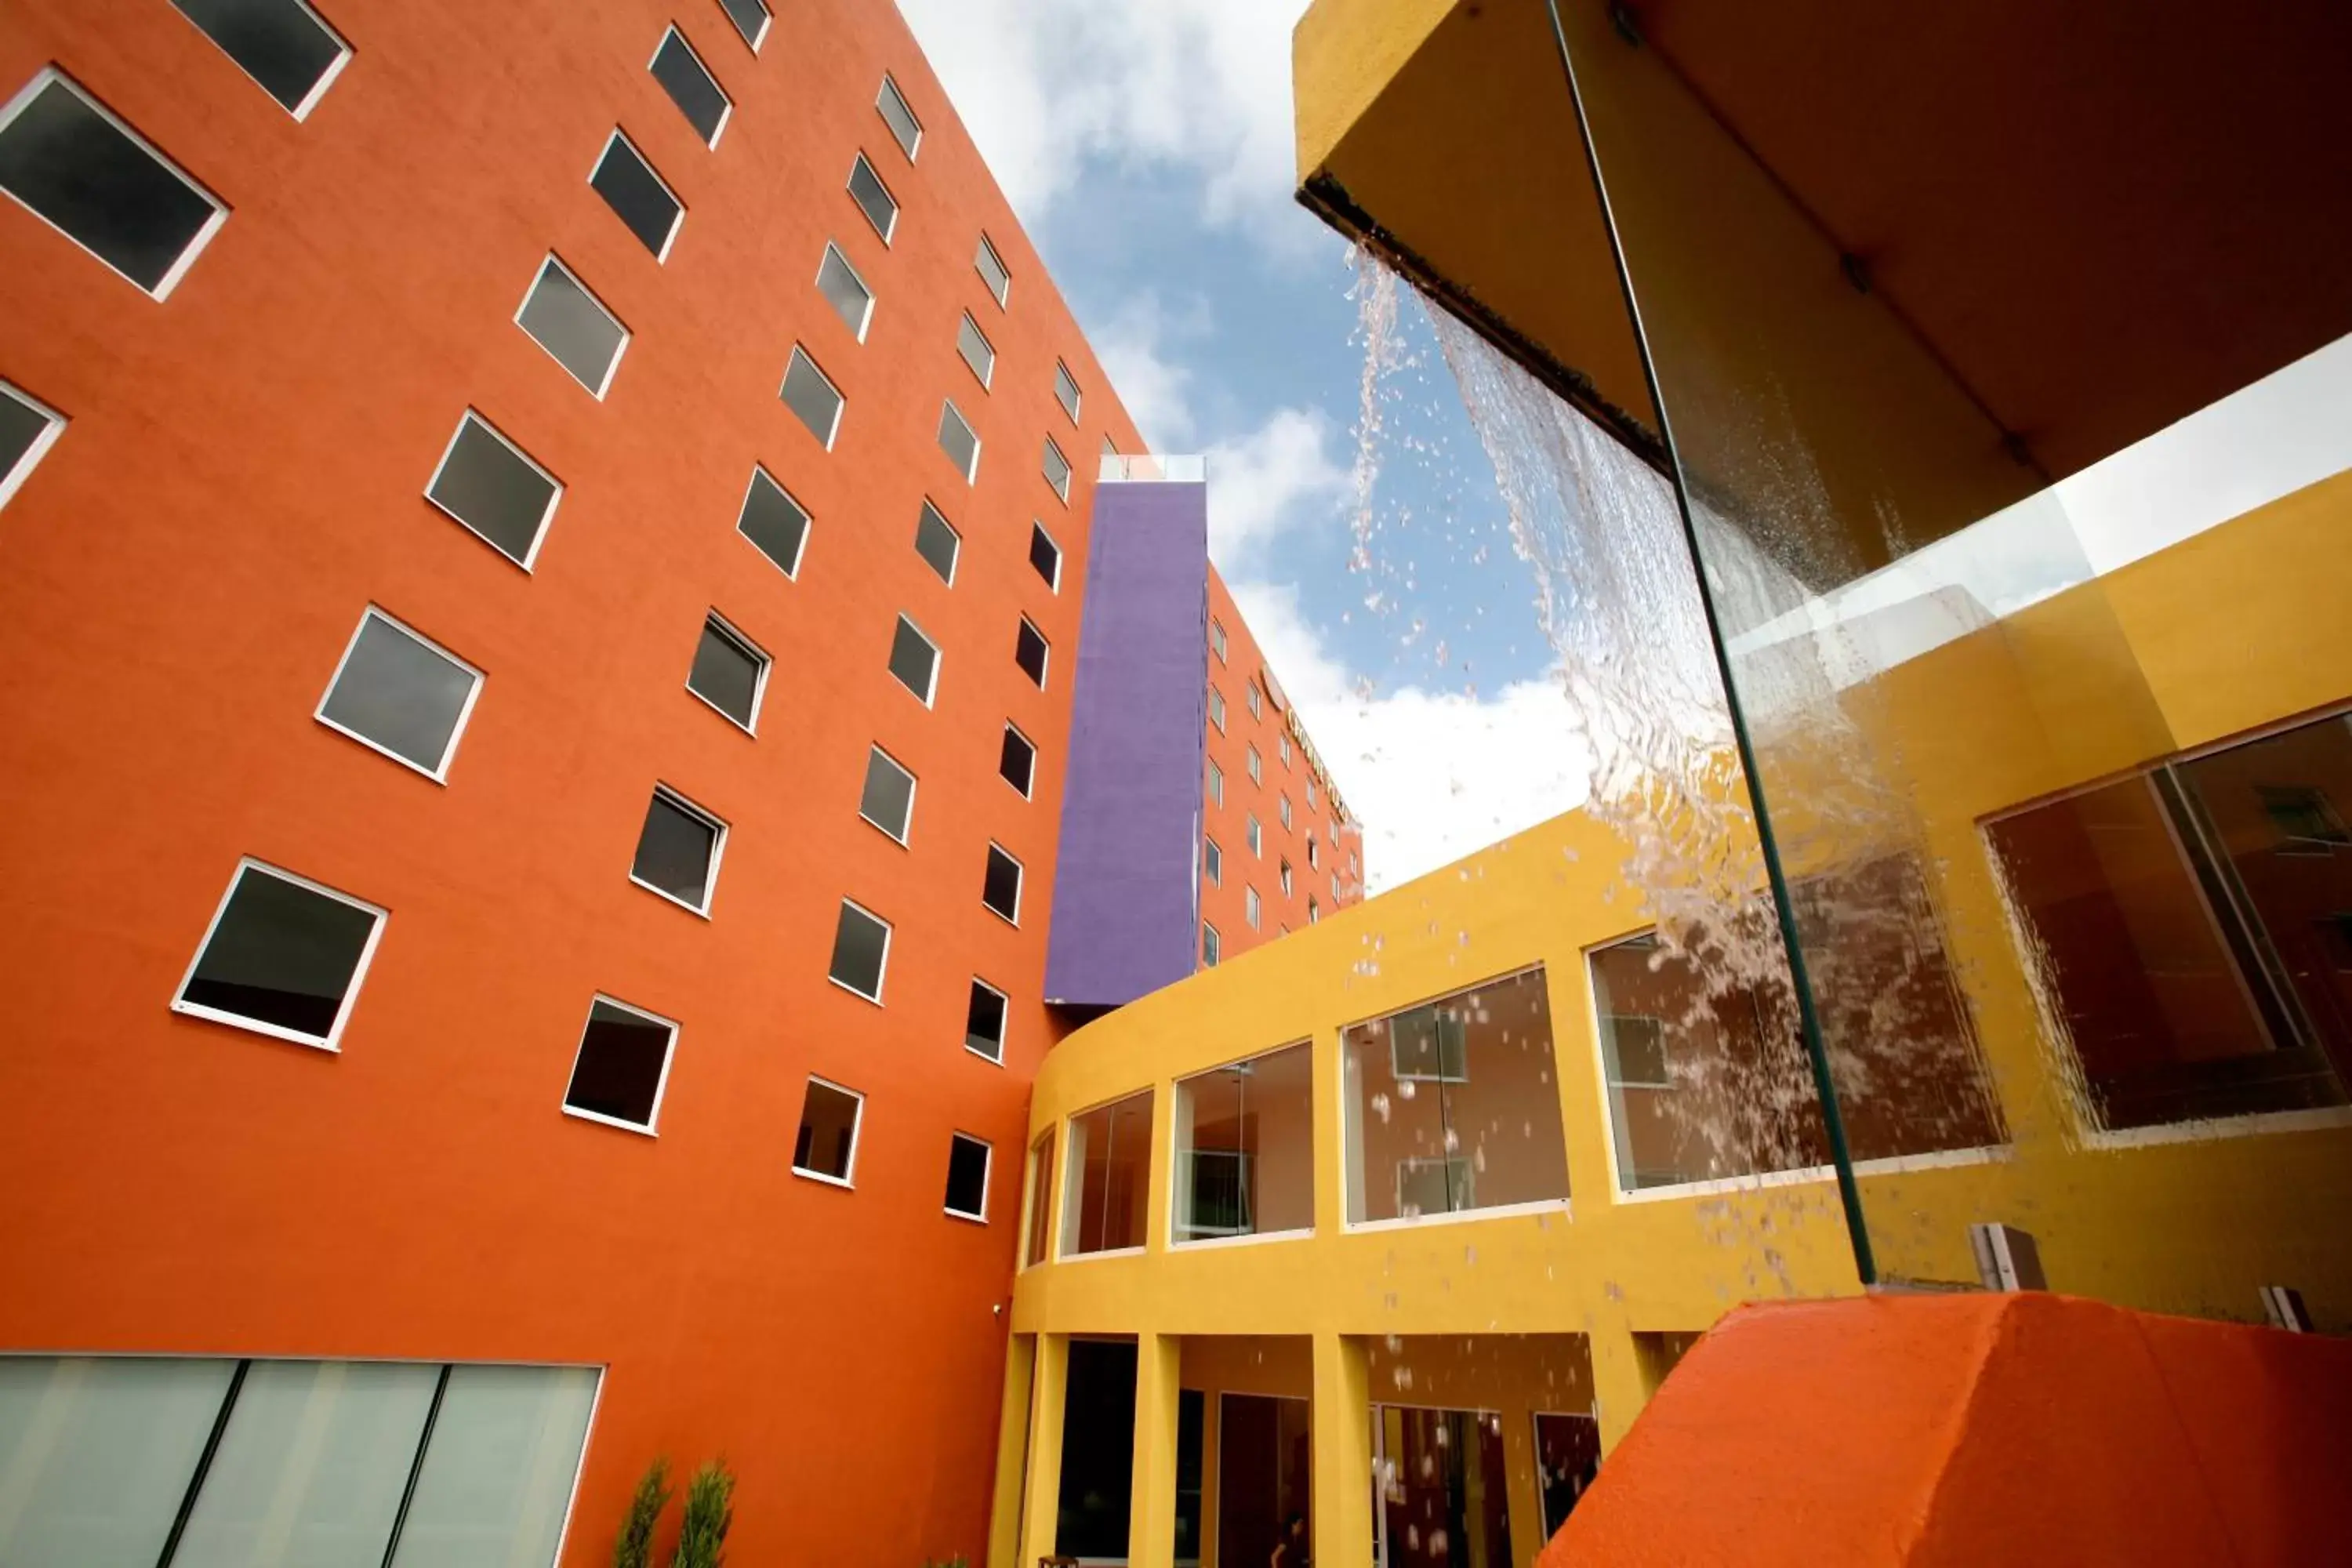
[1099,452,1207,483]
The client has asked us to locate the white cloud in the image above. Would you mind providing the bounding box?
[1091,294,1203,452]
[1206,409,1349,572]
[1229,582,1589,895]
[895,0,1314,245]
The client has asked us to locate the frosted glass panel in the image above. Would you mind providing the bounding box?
[0,1356,234,1568]
[389,1365,597,1568]
[174,1359,438,1567]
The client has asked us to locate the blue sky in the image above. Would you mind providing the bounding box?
[898,0,1589,890]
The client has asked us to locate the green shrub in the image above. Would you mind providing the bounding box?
[669,1459,735,1568]
[612,1458,671,1568]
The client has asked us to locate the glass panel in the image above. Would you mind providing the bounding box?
[793,1080,860,1181]
[1,385,56,483]
[428,415,556,566]
[913,500,959,583]
[320,612,475,774]
[827,903,888,1000]
[174,1359,438,1567]
[735,468,806,577]
[516,261,625,396]
[888,618,936,701]
[0,1355,235,1568]
[1062,1090,1152,1254]
[999,728,1034,796]
[1217,1393,1309,1568]
[648,31,726,144]
[974,235,1009,305]
[1374,1407,1510,1568]
[846,154,896,241]
[779,349,841,446]
[944,1134,989,1218]
[387,1365,596,1568]
[1532,1412,1600,1539]
[1342,968,1567,1222]
[630,793,717,909]
[687,620,761,728]
[714,0,767,51]
[1173,1041,1315,1242]
[0,78,218,292]
[1014,622,1047,686]
[1172,1389,1203,1566]
[1054,1341,1134,1559]
[956,314,994,386]
[181,866,379,1041]
[1028,523,1060,586]
[170,0,345,113]
[966,981,1007,1059]
[815,246,870,338]
[875,76,921,160]
[1024,1131,1054,1265]
[858,749,914,841]
[562,1000,673,1130]
[936,401,978,478]
[589,136,678,258]
[982,847,1022,921]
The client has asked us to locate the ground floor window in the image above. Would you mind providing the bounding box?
[1055,1339,1137,1559]
[1219,1391,1311,1568]
[1533,1410,1602,1537]
[1373,1404,1512,1568]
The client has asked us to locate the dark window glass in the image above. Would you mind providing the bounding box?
[847,153,897,240]
[517,260,626,395]
[858,748,915,842]
[956,314,994,386]
[715,0,768,50]
[1000,727,1036,797]
[318,612,477,775]
[562,999,673,1128]
[170,0,345,114]
[631,790,720,911]
[816,245,872,337]
[427,413,558,566]
[876,75,921,160]
[889,616,938,702]
[966,981,1007,1059]
[1,387,53,479]
[944,1134,989,1217]
[828,902,889,1000]
[936,401,978,479]
[178,865,379,1041]
[1534,1412,1602,1537]
[1014,620,1048,687]
[793,1080,861,1180]
[982,845,1022,922]
[736,468,808,577]
[1028,522,1061,588]
[914,500,959,583]
[688,616,763,729]
[781,348,843,446]
[0,76,219,293]
[590,133,681,258]
[650,28,728,145]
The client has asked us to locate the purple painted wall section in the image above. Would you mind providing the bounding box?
[1044,481,1209,1007]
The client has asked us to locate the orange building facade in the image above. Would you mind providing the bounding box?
[0,1,1352,1563]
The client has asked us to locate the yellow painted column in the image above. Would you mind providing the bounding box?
[985,1334,1037,1568]
[1017,1334,1070,1568]
[1588,1326,1649,1453]
[1498,1403,1549,1565]
[1127,1332,1183,1568]
[1310,1331,1374,1567]
[1311,1027,1352,1235]
[1197,1381,1222,1568]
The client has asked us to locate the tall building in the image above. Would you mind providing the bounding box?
[0,1,1356,1563]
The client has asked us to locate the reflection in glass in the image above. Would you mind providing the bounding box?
[0,1356,236,1567]
[1374,1406,1510,1568]
[1062,1091,1153,1254]
[1173,1043,1314,1243]
[1024,1129,1054,1265]
[1218,1392,1309,1568]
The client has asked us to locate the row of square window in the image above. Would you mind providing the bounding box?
[173,856,1021,1198]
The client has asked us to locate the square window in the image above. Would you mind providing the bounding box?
[0,70,225,297]
[1279,794,1293,830]
[816,243,874,340]
[889,615,939,704]
[967,978,1009,1061]
[561,995,677,1133]
[876,74,922,161]
[170,0,350,118]
[914,499,959,584]
[1041,437,1071,503]
[944,1133,990,1220]
[516,256,629,397]
[1246,887,1261,929]
[827,901,890,1001]
[1203,924,1220,967]
[956,313,996,388]
[793,1077,863,1183]
[1247,746,1261,786]
[982,844,1022,924]
[590,131,682,260]
[1028,521,1062,590]
[425,411,561,569]
[1000,724,1036,797]
[1247,682,1263,720]
[630,786,725,914]
[316,608,482,779]
[975,234,1010,307]
[649,27,729,146]
[0,379,67,513]
[1207,688,1225,732]
[1247,815,1261,857]
[687,612,767,731]
[780,346,844,448]
[937,400,980,482]
[1210,619,1228,663]
[736,466,808,577]
[847,152,898,242]
[1279,734,1292,767]
[715,0,769,52]
[174,859,385,1048]
[1173,1041,1316,1242]
[1207,760,1224,807]
[858,746,915,844]
[1053,361,1082,424]
[1306,776,1318,809]
[1203,837,1221,887]
[1013,618,1048,688]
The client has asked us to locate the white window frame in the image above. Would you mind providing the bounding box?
[736,463,808,578]
[956,311,996,389]
[1029,520,1062,590]
[1247,746,1261,786]
[892,614,940,706]
[176,0,353,120]
[792,1074,866,1188]
[1001,722,1037,800]
[313,604,485,782]
[938,398,981,482]
[816,241,874,342]
[714,0,770,54]
[1015,616,1049,689]
[1208,760,1224,807]
[859,746,917,845]
[1279,859,1294,898]
[780,345,845,450]
[559,993,680,1137]
[975,233,1010,307]
[983,843,1024,927]
[1203,923,1220,966]
[1247,681,1263,720]
[915,498,960,586]
[945,1132,993,1223]
[1247,815,1261,857]
[423,410,563,572]
[848,151,898,244]
[1245,887,1261,930]
[171,857,387,1051]
[648,27,731,147]
[1279,734,1292,767]
[1208,688,1226,733]
[1042,435,1071,503]
[1204,837,1222,887]
[1210,619,1228,663]
[589,129,684,262]
[630,784,728,917]
[828,898,893,1004]
[0,379,67,512]
[686,609,770,735]
[514,253,630,400]
[876,73,923,162]
[1279,795,1293,831]
[0,69,229,299]
[967,976,1010,1065]
[1053,361,1082,424]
